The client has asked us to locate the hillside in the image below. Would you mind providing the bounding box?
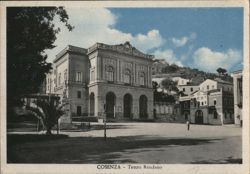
[152,64,233,85]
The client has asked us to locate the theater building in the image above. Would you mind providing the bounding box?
[46,42,154,123]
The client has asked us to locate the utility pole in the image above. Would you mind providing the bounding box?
[104,104,107,141]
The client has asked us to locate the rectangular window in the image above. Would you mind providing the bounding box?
[190,88,193,92]
[77,91,81,98]
[106,66,114,82]
[77,106,82,116]
[207,85,209,90]
[139,74,145,86]
[124,74,131,84]
[183,88,185,92]
[76,72,82,82]
[90,70,95,81]
[58,73,61,85]
[214,100,217,105]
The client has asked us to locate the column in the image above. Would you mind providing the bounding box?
[117,60,120,82]
[147,66,150,87]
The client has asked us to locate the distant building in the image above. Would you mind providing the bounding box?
[199,78,233,93]
[154,102,176,120]
[172,77,190,86]
[46,42,154,123]
[179,78,234,125]
[231,70,243,125]
[178,84,199,96]
[189,89,234,125]
[179,96,191,122]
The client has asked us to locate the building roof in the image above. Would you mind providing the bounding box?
[214,78,233,85]
[207,89,221,94]
[87,41,154,60]
[53,45,87,63]
[178,84,199,87]
[231,70,243,76]
[179,96,191,101]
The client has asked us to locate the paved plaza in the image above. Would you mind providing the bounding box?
[7,122,242,164]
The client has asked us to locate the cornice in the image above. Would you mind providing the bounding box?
[87,42,154,60]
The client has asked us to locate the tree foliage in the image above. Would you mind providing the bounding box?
[7,7,73,107]
[152,81,176,103]
[161,64,179,73]
[161,78,179,92]
[216,67,227,75]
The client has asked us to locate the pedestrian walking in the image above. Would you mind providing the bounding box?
[186,120,190,131]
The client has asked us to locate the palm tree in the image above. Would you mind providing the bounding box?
[26,99,66,135]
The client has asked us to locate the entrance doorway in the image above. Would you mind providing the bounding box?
[195,110,203,124]
[106,92,116,118]
[139,95,148,118]
[124,93,133,118]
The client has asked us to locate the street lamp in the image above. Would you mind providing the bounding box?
[103,104,107,141]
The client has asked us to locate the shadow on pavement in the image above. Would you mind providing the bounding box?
[191,156,242,164]
[62,124,135,132]
[7,133,222,164]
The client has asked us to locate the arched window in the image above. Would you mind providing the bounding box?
[139,72,146,86]
[124,69,131,84]
[106,66,114,82]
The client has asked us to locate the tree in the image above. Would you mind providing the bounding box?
[161,64,179,73]
[7,7,73,109]
[161,78,179,92]
[216,67,227,75]
[26,98,66,135]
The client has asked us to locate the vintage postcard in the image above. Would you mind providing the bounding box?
[0,1,249,174]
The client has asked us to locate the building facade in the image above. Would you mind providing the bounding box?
[178,85,199,96]
[46,45,89,123]
[179,79,234,125]
[231,70,243,125]
[46,42,154,123]
[172,77,190,86]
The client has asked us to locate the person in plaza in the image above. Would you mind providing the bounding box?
[186,120,190,131]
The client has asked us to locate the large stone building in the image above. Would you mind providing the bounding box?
[46,42,154,123]
[231,70,243,125]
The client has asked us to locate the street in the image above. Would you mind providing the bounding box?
[7,122,242,164]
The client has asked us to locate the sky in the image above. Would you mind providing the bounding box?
[45,7,243,73]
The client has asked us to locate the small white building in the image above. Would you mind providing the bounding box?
[199,79,233,93]
[178,85,200,95]
[172,77,190,86]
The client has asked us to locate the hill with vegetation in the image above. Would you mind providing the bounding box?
[152,63,233,85]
